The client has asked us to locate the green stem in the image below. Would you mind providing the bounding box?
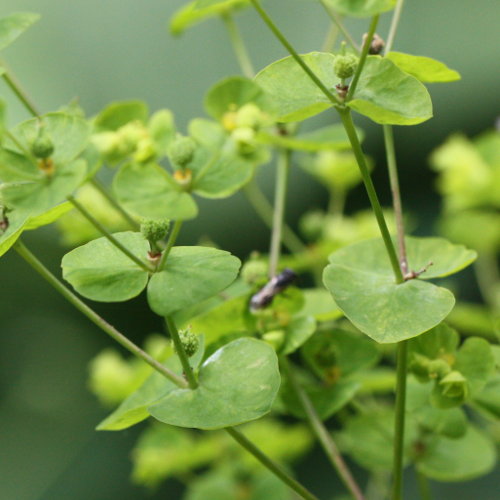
[249,0,340,106]
[321,21,340,53]
[221,12,255,78]
[269,149,291,277]
[164,316,198,389]
[385,0,405,53]
[225,427,319,500]
[416,469,432,500]
[392,340,408,500]
[319,1,360,53]
[338,109,403,283]
[158,220,183,271]
[1,66,40,117]
[383,125,408,276]
[14,240,187,387]
[281,358,365,500]
[67,195,154,273]
[346,15,379,101]
[243,180,305,254]
[89,178,140,230]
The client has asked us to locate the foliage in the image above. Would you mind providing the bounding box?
[0,4,498,500]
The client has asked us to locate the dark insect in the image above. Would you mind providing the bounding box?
[250,268,297,311]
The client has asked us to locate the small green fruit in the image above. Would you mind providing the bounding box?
[169,135,197,168]
[241,259,268,284]
[439,370,469,399]
[31,127,55,159]
[140,218,170,243]
[177,327,199,358]
[333,54,358,79]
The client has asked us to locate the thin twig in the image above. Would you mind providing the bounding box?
[319,1,360,53]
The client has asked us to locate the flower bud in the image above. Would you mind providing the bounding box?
[333,54,359,79]
[169,135,197,168]
[31,127,55,159]
[176,327,199,358]
[140,218,170,243]
[438,371,469,399]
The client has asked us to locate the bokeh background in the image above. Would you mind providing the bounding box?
[0,1,498,499]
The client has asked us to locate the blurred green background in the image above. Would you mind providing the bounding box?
[0,1,498,499]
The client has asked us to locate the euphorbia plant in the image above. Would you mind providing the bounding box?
[1,2,498,500]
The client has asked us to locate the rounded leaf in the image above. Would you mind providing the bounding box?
[348,56,433,125]
[255,52,339,123]
[148,338,280,429]
[62,231,150,302]
[0,12,40,51]
[113,162,198,220]
[324,0,396,17]
[417,426,497,481]
[323,237,468,343]
[147,246,241,316]
[204,76,274,121]
[386,52,461,83]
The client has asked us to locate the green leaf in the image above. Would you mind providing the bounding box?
[93,100,148,131]
[191,149,256,199]
[0,12,40,51]
[455,337,495,395]
[281,316,317,355]
[337,409,418,470]
[302,329,380,381]
[282,377,360,420]
[12,112,91,166]
[348,56,433,125]
[409,323,460,360]
[255,52,339,123]
[148,338,280,429]
[62,232,150,302]
[0,151,87,213]
[473,374,500,420]
[258,124,363,152]
[0,203,72,258]
[98,341,205,431]
[324,0,396,17]
[407,379,467,438]
[299,288,343,321]
[205,76,274,121]
[112,162,198,220]
[147,246,241,316]
[417,426,497,481]
[0,210,28,258]
[170,0,249,36]
[323,237,471,343]
[386,52,461,83]
[148,109,177,156]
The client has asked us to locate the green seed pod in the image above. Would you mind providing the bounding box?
[177,327,199,358]
[333,54,359,79]
[140,218,170,243]
[169,135,197,168]
[31,127,55,159]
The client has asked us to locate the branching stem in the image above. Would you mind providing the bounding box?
[269,149,291,277]
[14,240,187,387]
[89,178,140,230]
[249,0,340,106]
[165,316,198,389]
[1,65,40,117]
[221,12,255,78]
[67,195,154,273]
[319,1,360,53]
[338,109,403,283]
[383,125,408,275]
[225,427,319,500]
[282,358,365,500]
